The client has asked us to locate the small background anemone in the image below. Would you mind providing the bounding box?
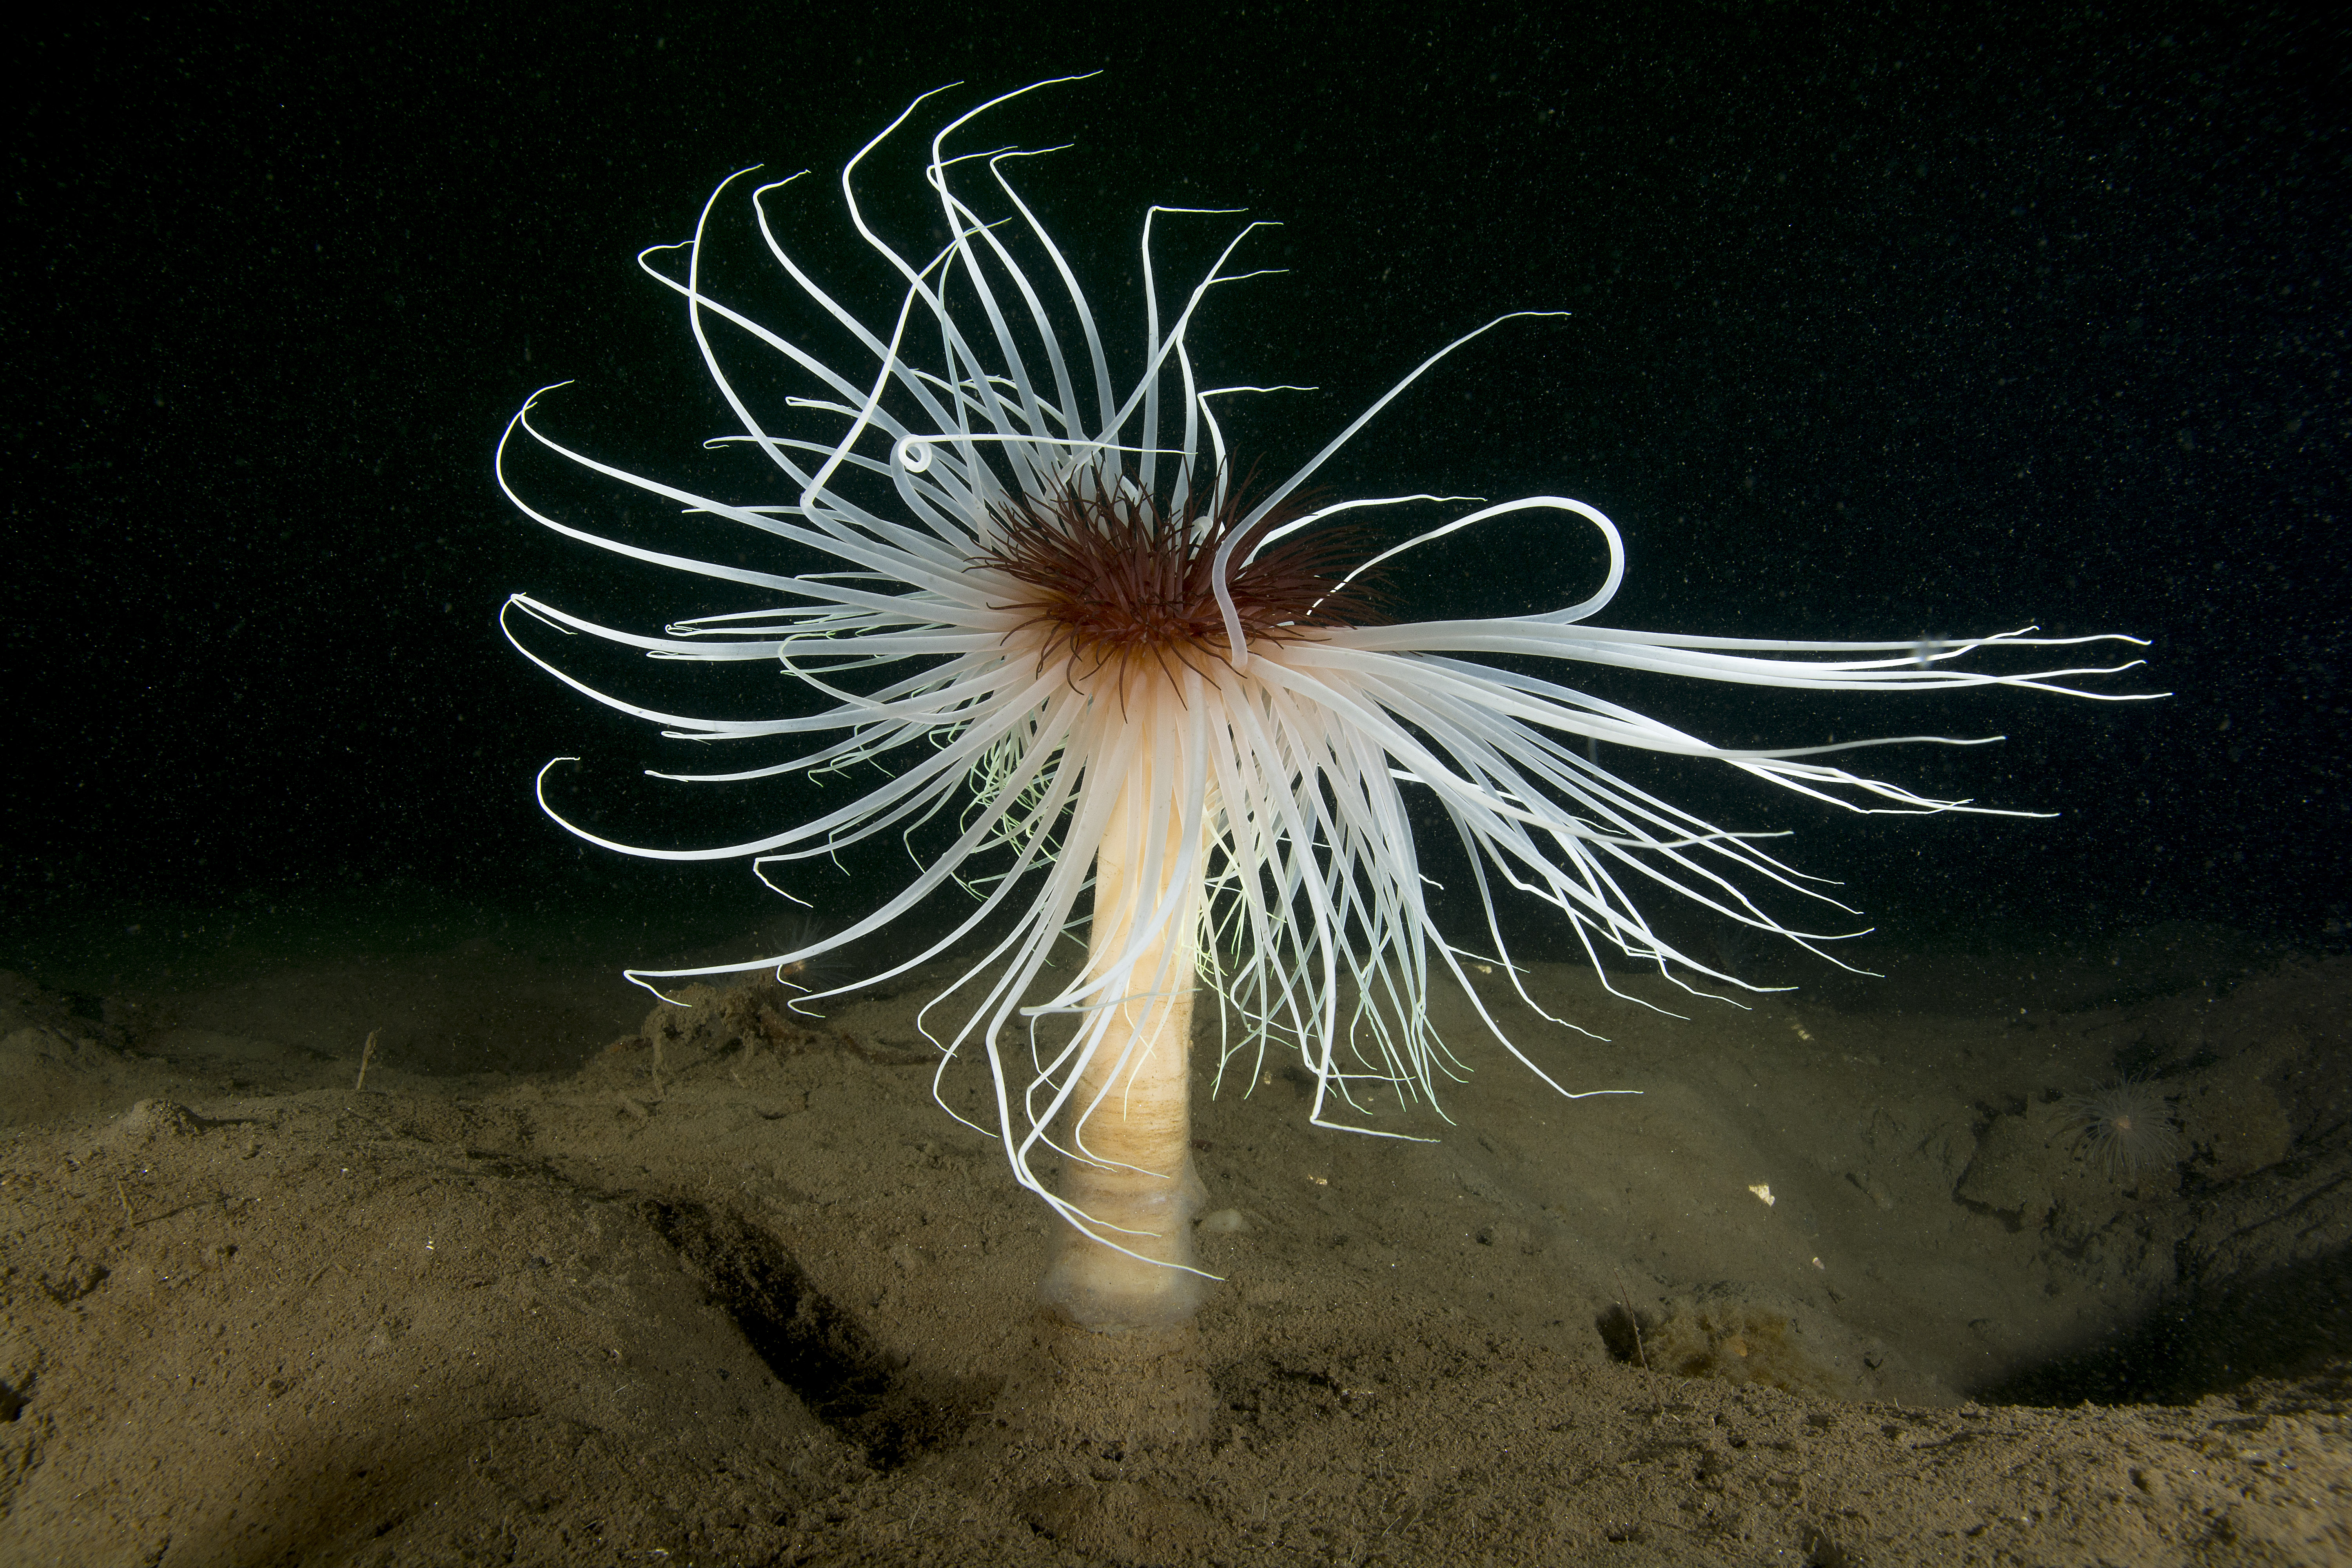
[2063,1078,2184,1184]
[742,912,854,1009]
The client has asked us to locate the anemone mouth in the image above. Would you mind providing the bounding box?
[976,468,1386,690]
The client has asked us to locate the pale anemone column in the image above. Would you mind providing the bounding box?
[1039,722,1212,1328]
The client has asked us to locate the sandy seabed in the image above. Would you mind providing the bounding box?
[2,923,2347,1566]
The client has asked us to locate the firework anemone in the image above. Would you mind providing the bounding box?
[499,80,2152,1328]
[2064,1079,2185,1185]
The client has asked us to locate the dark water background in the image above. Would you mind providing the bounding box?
[10,5,2343,988]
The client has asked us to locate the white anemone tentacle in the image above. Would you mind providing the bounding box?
[499,83,2159,1295]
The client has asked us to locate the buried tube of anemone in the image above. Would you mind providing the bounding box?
[498,79,2160,1330]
